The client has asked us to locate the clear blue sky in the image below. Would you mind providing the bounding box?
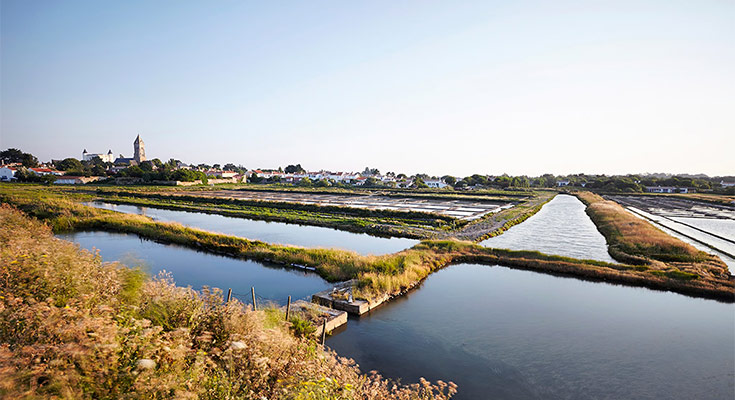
[2,0,733,176]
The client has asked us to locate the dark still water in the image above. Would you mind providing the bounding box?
[57,231,330,305]
[480,194,616,263]
[86,201,418,256]
[327,264,734,400]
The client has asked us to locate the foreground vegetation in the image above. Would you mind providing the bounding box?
[2,186,732,302]
[0,204,457,399]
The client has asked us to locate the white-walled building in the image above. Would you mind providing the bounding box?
[55,176,101,185]
[645,186,677,193]
[0,166,18,181]
[424,179,448,189]
[82,149,115,163]
[29,167,63,176]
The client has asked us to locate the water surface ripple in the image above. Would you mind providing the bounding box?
[480,194,615,263]
[86,201,418,255]
[327,264,735,400]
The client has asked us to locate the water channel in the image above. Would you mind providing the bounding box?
[326,263,735,400]
[480,194,616,263]
[58,231,330,305]
[85,201,418,255]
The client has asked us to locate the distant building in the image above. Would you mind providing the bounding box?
[55,176,101,185]
[29,167,63,176]
[721,180,735,188]
[82,149,115,163]
[112,135,148,166]
[205,170,237,178]
[645,186,677,193]
[557,180,570,187]
[425,179,448,189]
[134,134,146,163]
[0,165,18,181]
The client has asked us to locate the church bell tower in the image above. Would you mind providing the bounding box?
[134,134,146,163]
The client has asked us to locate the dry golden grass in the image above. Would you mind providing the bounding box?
[576,192,705,263]
[0,204,457,399]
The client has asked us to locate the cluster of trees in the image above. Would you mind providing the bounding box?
[117,159,208,183]
[284,164,305,174]
[55,157,111,177]
[12,168,57,184]
[0,148,38,167]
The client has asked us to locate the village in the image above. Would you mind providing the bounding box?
[0,135,734,194]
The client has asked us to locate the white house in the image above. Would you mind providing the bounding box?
[205,170,237,178]
[29,167,63,176]
[0,166,18,181]
[646,186,677,193]
[82,149,115,163]
[721,180,735,188]
[557,180,570,187]
[424,179,448,189]
[55,176,101,185]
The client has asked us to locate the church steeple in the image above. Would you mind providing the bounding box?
[133,134,146,163]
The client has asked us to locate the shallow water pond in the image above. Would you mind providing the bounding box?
[58,231,330,305]
[86,201,418,255]
[480,194,615,263]
[327,263,735,400]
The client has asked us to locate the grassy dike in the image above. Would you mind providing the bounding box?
[86,190,460,239]
[2,185,732,302]
[574,192,732,283]
[0,204,458,399]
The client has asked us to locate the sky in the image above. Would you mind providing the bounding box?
[1,0,733,177]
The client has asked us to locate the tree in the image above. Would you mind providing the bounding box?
[442,175,457,186]
[0,148,38,167]
[124,165,145,178]
[56,158,83,171]
[494,175,511,188]
[363,177,379,187]
[285,164,305,174]
[412,177,428,189]
[91,164,107,176]
[248,173,262,184]
[510,176,530,188]
[362,167,379,176]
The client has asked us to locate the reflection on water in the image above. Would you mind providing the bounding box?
[58,231,330,305]
[327,264,735,400]
[86,201,418,255]
[480,194,615,263]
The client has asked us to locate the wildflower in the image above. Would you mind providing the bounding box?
[136,359,156,370]
[229,341,247,350]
